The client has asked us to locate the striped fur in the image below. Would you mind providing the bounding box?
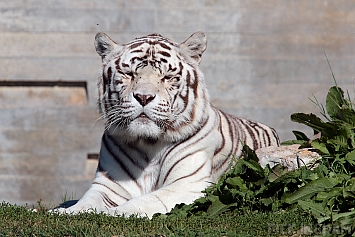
[56,32,279,218]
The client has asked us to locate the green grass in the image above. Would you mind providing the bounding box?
[0,202,314,237]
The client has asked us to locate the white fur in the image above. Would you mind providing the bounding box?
[55,32,279,218]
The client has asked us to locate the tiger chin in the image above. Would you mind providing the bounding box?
[54,31,280,218]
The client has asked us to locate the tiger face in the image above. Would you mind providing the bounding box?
[95,32,209,142]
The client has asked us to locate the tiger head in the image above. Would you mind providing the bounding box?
[95,32,210,143]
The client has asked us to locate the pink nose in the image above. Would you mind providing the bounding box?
[133,93,156,106]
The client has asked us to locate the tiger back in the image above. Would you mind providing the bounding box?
[55,31,279,218]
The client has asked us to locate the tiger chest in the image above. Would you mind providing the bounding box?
[136,161,161,194]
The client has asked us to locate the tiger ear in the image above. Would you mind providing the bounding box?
[179,31,207,64]
[95,32,121,59]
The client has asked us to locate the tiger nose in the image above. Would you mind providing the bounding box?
[133,93,156,106]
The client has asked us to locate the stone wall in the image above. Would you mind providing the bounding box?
[1,0,355,206]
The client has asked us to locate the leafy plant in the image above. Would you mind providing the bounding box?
[164,145,303,219]
[283,85,355,234]
[163,83,355,236]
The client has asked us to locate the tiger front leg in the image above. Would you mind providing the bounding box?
[107,152,213,218]
[53,175,130,214]
[53,191,105,215]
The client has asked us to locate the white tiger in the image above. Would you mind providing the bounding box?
[55,31,279,218]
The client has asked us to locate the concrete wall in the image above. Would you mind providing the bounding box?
[1,0,355,206]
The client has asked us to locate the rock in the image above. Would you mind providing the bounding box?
[256,144,320,170]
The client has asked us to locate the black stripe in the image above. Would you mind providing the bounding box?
[163,149,203,184]
[272,129,280,145]
[249,121,262,148]
[131,49,143,53]
[212,112,236,172]
[213,155,231,173]
[130,56,143,64]
[114,57,121,69]
[168,64,177,72]
[212,111,242,171]
[97,162,115,181]
[170,162,206,184]
[162,116,214,183]
[220,110,238,154]
[158,51,171,57]
[176,70,191,116]
[152,194,168,212]
[125,38,146,44]
[213,110,225,156]
[239,119,258,149]
[121,63,130,68]
[107,67,112,82]
[100,192,119,207]
[155,112,211,188]
[93,182,129,201]
[102,134,139,183]
[102,71,107,95]
[158,42,172,50]
[263,129,271,146]
[127,142,150,163]
[160,114,210,166]
[129,42,145,49]
[108,135,146,169]
[193,175,211,183]
[191,70,199,97]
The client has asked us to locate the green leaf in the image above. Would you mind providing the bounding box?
[292,130,310,141]
[314,164,329,177]
[343,178,355,199]
[335,108,355,127]
[297,200,330,219]
[307,173,319,181]
[259,198,273,207]
[315,187,342,202]
[241,144,259,162]
[311,139,329,154]
[331,210,355,225]
[225,177,248,191]
[281,139,308,146]
[267,165,289,183]
[290,113,334,133]
[301,169,313,181]
[238,159,265,177]
[283,177,340,204]
[206,197,228,216]
[272,168,302,185]
[345,178,355,191]
[326,86,345,120]
[345,150,355,166]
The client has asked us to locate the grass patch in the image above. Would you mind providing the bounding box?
[0,202,314,237]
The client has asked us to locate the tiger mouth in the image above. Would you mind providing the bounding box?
[134,113,167,129]
[138,113,148,118]
[135,113,152,123]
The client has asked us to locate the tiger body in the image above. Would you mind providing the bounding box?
[57,32,279,218]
